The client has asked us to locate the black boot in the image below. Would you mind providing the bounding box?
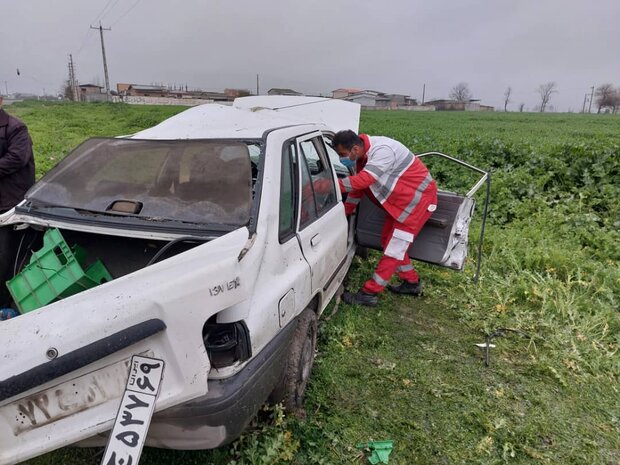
[343,290,379,307]
[388,280,423,296]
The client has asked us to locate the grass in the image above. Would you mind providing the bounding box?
[7,100,186,178]
[6,102,619,464]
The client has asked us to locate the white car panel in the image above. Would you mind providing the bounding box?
[233,96,361,133]
[0,228,249,464]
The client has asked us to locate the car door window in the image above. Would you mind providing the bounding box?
[299,138,337,216]
[279,142,297,242]
[322,135,352,176]
[299,146,318,229]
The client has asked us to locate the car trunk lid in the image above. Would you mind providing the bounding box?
[0,227,250,465]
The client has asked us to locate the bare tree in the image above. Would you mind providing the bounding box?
[503,87,512,112]
[595,84,618,113]
[449,82,472,103]
[518,103,525,112]
[537,82,557,112]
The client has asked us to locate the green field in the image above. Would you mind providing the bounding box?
[6,102,620,465]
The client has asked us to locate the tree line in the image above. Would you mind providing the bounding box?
[449,82,619,113]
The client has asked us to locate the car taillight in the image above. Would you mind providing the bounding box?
[203,321,251,369]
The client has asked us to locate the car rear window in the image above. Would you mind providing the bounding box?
[26,138,258,227]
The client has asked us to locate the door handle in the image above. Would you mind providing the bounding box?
[310,234,321,247]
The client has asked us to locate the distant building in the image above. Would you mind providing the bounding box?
[12,93,39,100]
[78,84,106,102]
[341,90,390,108]
[125,84,168,97]
[335,89,418,108]
[267,88,302,96]
[116,83,131,94]
[116,82,250,103]
[332,88,362,99]
[424,99,464,111]
[196,91,230,102]
[386,94,418,107]
[225,88,252,99]
[424,99,494,111]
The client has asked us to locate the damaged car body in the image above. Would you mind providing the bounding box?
[0,97,360,464]
[0,96,488,464]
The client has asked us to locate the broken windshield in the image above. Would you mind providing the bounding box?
[26,138,258,227]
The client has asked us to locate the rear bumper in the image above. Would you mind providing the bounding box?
[79,316,297,450]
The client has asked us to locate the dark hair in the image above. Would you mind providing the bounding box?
[332,130,363,150]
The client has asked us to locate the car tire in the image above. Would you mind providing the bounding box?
[269,308,317,415]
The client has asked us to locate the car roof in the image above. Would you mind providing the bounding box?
[129,96,360,140]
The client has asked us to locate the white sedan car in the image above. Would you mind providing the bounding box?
[0,97,483,464]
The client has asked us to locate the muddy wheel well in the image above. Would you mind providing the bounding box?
[307,293,321,315]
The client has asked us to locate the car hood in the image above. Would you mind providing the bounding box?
[0,227,250,464]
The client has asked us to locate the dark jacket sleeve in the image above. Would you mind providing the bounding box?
[0,124,33,177]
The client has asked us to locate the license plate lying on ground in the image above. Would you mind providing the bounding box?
[101,355,164,465]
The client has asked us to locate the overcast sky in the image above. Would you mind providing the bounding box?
[2,0,619,111]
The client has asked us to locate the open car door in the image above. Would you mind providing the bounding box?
[355,152,489,277]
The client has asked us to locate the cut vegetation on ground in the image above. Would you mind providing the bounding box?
[7,102,619,465]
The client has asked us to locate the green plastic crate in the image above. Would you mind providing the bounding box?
[6,229,113,313]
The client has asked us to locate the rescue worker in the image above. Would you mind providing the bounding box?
[0,95,35,214]
[332,130,437,307]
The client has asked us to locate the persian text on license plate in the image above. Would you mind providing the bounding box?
[101,355,164,465]
[0,357,137,436]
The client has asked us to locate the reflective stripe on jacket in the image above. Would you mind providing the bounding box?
[339,134,437,228]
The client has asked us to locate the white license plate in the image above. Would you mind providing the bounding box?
[0,357,136,436]
[101,355,164,465]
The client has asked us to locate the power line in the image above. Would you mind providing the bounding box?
[75,28,95,56]
[111,0,143,26]
[92,0,122,25]
[76,0,121,56]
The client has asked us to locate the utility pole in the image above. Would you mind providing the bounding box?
[422,84,426,105]
[68,54,80,101]
[588,85,594,113]
[90,23,112,100]
[4,81,7,96]
[581,93,588,113]
[256,74,260,96]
